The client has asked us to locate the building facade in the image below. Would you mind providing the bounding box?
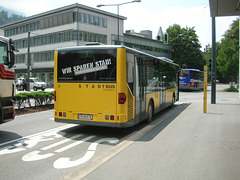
[0,3,171,85]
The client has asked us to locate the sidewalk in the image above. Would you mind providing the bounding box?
[79,90,240,180]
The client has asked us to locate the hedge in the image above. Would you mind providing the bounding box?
[13,91,54,109]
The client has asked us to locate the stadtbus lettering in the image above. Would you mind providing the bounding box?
[78,84,115,89]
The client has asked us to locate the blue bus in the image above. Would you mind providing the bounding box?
[179,69,203,91]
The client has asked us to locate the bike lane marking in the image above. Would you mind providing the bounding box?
[0,124,77,147]
[22,134,86,161]
[55,135,96,153]
[41,134,84,151]
[0,123,120,170]
[0,124,78,155]
[53,138,119,169]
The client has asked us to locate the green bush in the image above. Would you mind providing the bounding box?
[13,91,54,109]
[223,87,239,92]
[13,93,28,109]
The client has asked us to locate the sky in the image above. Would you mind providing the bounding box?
[1,0,238,50]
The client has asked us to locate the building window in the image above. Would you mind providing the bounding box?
[15,54,25,64]
[34,51,54,62]
[4,21,40,37]
[14,30,107,49]
[73,12,107,28]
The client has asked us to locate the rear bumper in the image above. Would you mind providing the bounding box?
[55,118,134,128]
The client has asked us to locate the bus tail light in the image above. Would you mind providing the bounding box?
[118,93,126,104]
[54,91,56,101]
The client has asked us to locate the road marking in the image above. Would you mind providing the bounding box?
[0,124,78,155]
[55,135,96,153]
[22,150,55,161]
[41,134,83,151]
[1,122,120,170]
[0,124,77,147]
[53,138,119,169]
[22,134,86,162]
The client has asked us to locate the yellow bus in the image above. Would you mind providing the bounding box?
[54,45,179,128]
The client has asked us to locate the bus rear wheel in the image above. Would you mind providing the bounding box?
[171,95,175,107]
[146,102,153,123]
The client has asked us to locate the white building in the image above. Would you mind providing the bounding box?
[0,3,171,85]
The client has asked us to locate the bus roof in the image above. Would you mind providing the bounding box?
[56,45,179,67]
[182,69,203,72]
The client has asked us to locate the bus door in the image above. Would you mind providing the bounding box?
[160,62,166,110]
[134,56,146,124]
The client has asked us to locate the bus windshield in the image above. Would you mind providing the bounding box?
[181,69,189,77]
[57,48,117,82]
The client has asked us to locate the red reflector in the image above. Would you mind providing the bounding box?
[110,115,114,120]
[54,91,56,101]
[59,112,62,117]
[118,93,126,104]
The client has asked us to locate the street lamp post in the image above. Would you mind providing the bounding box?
[97,0,141,45]
[27,31,31,91]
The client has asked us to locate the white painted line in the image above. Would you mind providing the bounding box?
[53,138,119,169]
[41,134,84,151]
[22,150,54,161]
[55,135,96,153]
[0,124,78,147]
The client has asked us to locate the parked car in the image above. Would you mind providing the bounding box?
[16,77,46,91]
[29,77,46,91]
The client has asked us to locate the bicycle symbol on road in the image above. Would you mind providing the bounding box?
[0,125,119,169]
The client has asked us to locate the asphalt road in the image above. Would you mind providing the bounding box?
[0,84,237,180]
[0,98,187,180]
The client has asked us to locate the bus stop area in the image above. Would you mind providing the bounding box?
[67,85,240,180]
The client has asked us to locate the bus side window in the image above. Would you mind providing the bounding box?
[127,53,134,92]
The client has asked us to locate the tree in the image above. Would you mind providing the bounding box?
[0,10,24,25]
[166,24,205,70]
[0,10,9,25]
[216,19,239,82]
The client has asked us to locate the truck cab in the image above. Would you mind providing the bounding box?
[0,36,16,124]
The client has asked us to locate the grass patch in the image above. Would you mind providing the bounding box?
[220,87,239,92]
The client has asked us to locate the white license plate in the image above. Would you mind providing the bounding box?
[78,114,93,120]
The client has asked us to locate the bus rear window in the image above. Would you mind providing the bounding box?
[57,48,116,82]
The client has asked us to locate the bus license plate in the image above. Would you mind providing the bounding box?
[78,114,93,120]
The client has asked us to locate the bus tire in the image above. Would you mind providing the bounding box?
[0,103,3,124]
[146,101,153,123]
[171,94,175,108]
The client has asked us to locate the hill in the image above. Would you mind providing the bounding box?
[0,6,25,17]
[0,6,25,26]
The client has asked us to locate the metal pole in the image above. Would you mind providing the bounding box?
[97,1,141,45]
[239,18,240,98]
[204,66,208,113]
[117,4,120,45]
[27,31,31,91]
[211,17,216,104]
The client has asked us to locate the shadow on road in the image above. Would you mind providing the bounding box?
[58,103,191,144]
[137,103,190,142]
[0,130,23,145]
